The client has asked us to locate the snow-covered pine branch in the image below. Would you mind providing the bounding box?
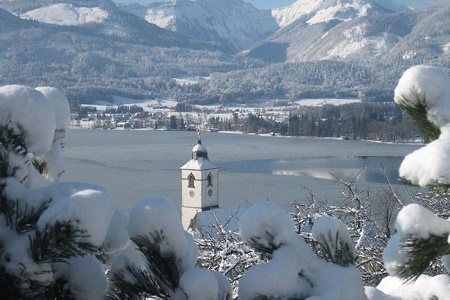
[238,201,366,299]
[107,197,232,300]
[365,65,450,299]
[0,85,127,299]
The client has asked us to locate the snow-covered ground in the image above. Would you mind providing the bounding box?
[83,96,361,113]
[293,98,361,106]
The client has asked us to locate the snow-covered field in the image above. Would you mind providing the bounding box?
[85,96,361,111]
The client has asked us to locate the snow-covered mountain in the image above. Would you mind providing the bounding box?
[0,0,448,103]
[272,0,407,28]
[119,0,279,50]
[0,0,229,51]
[21,3,109,26]
[244,0,447,63]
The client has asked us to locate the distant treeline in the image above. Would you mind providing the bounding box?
[209,102,420,142]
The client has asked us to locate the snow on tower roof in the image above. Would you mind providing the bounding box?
[181,131,218,170]
[181,157,218,170]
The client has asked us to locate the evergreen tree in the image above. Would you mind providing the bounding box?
[367,65,450,298]
[0,85,122,299]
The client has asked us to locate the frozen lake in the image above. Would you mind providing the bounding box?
[62,129,422,212]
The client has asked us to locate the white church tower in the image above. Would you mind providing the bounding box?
[180,132,219,229]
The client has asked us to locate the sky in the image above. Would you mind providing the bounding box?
[113,0,449,10]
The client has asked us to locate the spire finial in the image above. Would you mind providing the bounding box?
[197,128,202,144]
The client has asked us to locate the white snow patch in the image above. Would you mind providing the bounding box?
[37,185,115,247]
[102,210,130,254]
[395,65,450,126]
[294,98,361,106]
[145,7,176,29]
[21,3,109,26]
[0,85,56,155]
[54,255,108,300]
[272,0,322,27]
[35,87,70,130]
[368,274,450,299]
[395,203,450,239]
[443,42,450,54]
[127,197,191,261]
[174,268,219,299]
[240,201,296,250]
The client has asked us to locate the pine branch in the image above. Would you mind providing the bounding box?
[0,185,17,230]
[16,200,51,233]
[0,262,52,300]
[395,234,450,281]
[315,231,356,267]
[248,230,280,254]
[0,183,51,233]
[107,264,170,300]
[29,221,98,264]
[0,151,9,178]
[44,278,73,300]
[131,234,181,292]
[395,90,440,143]
[0,122,28,157]
[30,154,49,175]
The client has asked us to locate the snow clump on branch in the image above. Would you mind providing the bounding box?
[394,65,450,187]
[0,85,128,298]
[238,201,366,299]
[364,66,450,299]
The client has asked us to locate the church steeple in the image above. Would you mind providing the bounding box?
[180,132,219,229]
[192,130,208,159]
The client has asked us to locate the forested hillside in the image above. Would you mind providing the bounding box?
[0,0,448,104]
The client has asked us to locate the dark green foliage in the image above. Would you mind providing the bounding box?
[44,278,74,300]
[0,264,53,300]
[132,234,180,291]
[30,154,49,175]
[0,184,16,229]
[29,221,98,264]
[395,90,441,143]
[107,264,170,300]
[315,231,357,267]
[395,234,450,281]
[248,230,280,254]
[0,123,27,156]
[0,123,27,181]
[107,233,182,300]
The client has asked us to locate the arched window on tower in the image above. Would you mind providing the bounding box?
[188,173,195,188]
[207,173,213,187]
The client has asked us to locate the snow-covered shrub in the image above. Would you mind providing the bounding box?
[107,197,232,300]
[394,65,450,187]
[194,211,267,298]
[0,85,126,298]
[292,176,401,286]
[366,204,450,299]
[365,65,450,299]
[238,201,366,300]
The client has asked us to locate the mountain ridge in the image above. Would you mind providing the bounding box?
[0,0,448,104]
[119,0,279,50]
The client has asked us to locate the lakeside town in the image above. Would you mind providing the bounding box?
[71,97,422,143]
